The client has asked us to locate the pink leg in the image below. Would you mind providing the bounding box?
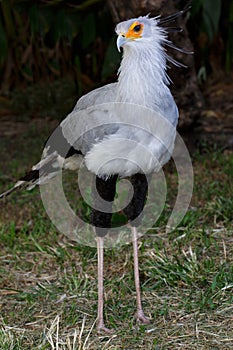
[132,227,150,324]
[96,236,113,333]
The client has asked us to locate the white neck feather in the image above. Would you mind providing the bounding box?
[116,38,170,109]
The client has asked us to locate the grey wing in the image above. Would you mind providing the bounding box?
[44,82,119,170]
[61,82,120,154]
[154,86,179,128]
[73,83,118,112]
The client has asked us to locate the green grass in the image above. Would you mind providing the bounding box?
[0,107,233,349]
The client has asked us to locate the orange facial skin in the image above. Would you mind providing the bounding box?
[125,21,144,39]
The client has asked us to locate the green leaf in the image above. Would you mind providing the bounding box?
[29,5,53,36]
[203,0,221,40]
[81,13,96,49]
[71,0,104,11]
[226,1,233,71]
[51,9,81,43]
[190,0,202,17]
[53,9,67,41]
[67,12,82,40]
[29,4,41,34]
[203,11,214,42]
[1,0,15,38]
[0,18,8,66]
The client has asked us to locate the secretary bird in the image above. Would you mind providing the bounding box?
[0,8,191,332]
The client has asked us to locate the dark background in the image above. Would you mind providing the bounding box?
[0,0,232,144]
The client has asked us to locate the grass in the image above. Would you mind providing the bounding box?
[0,97,233,348]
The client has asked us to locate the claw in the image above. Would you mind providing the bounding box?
[135,310,151,324]
[97,321,114,334]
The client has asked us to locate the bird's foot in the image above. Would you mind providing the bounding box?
[97,321,114,334]
[135,310,151,325]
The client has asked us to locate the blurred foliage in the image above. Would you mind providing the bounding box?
[191,0,221,42]
[188,0,233,75]
[0,0,120,94]
[0,0,232,94]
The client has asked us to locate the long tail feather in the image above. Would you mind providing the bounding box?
[0,124,84,200]
[0,181,28,199]
[0,151,82,200]
[0,153,61,199]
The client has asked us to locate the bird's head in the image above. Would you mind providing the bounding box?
[115,11,192,68]
[115,16,161,52]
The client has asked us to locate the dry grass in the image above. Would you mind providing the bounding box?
[0,215,232,349]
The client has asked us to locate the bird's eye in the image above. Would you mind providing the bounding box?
[133,24,141,33]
